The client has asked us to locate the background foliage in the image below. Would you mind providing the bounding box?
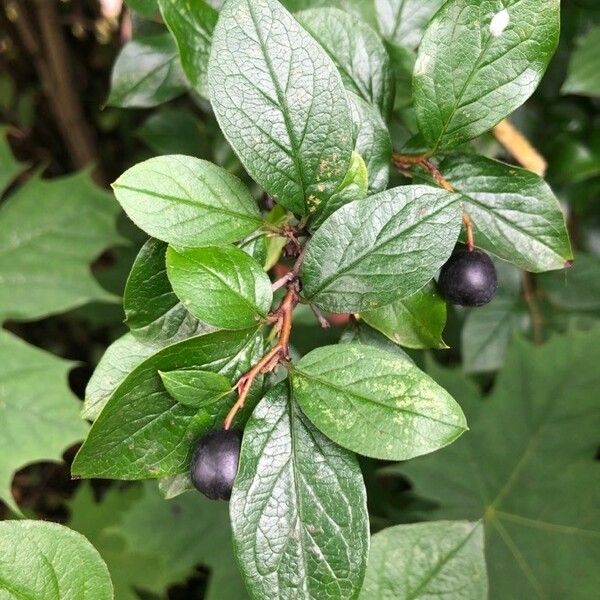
[0,0,598,598]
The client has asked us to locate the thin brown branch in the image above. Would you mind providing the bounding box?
[393,153,476,251]
[493,119,546,177]
[224,246,307,429]
[310,303,331,328]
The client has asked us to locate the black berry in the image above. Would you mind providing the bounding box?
[438,248,497,307]
[190,429,242,500]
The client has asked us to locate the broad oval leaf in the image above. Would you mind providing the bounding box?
[159,368,232,407]
[231,383,369,599]
[361,282,448,349]
[158,0,218,96]
[0,520,113,600]
[360,521,487,600]
[208,0,353,215]
[441,154,573,272]
[291,344,467,460]
[349,92,392,194]
[375,0,444,50]
[297,7,394,115]
[72,329,263,480]
[107,33,187,108]
[301,185,461,313]
[112,155,263,248]
[166,245,273,330]
[124,238,203,342]
[414,0,560,150]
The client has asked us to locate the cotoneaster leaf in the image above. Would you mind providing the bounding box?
[208,0,353,215]
[166,245,273,330]
[158,0,218,97]
[112,155,263,248]
[291,344,467,460]
[73,329,263,480]
[159,368,232,407]
[414,0,560,150]
[301,185,461,313]
[231,383,369,599]
[107,33,187,108]
[297,7,394,115]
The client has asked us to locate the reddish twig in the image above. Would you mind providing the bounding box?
[393,152,475,251]
[522,271,544,345]
[224,247,306,429]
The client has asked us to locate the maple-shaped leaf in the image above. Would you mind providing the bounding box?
[387,328,600,599]
[0,330,88,513]
[0,131,123,321]
[69,481,247,600]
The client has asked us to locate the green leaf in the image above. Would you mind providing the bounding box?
[462,297,525,374]
[297,8,394,115]
[375,0,444,49]
[309,150,368,229]
[440,154,573,272]
[291,344,467,460]
[107,33,187,108]
[83,333,159,421]
[159,368,232,407]
[392,329,600,598]
[73,329,263,480]
[340,322,413,361]
[284,0,377,27]
[158,0,218,96]
[538,253,600,311]
[385,41,416,109]
[119,483,247,600]
[562,24,600,97]
[360,521,487,599]
[137,107,210,157]
[349,93,392,194]
[112,155,263,247]
[0,520,113,599]
[0,330,87,514]
[125,0,159,17]
[301,185,461,313]
[230,383,369,599]
[124,238,205,342]
[361,282,448,350]
[208,0,353,215]
[166,245,273,329]
[0,170,121,321]
[414,0,560,150]
[69,482,247,600]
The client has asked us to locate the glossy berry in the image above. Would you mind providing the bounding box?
[438,248,497,307]
[190,429,242,500]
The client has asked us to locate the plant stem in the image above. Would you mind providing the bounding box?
[522,271,544,345]
[493,119,546,177]
[392,153,475,250]
[223,246,306,429]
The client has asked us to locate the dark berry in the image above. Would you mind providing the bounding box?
[438,249,497,307]
[190,429,242,500]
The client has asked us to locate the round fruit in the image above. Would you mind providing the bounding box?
[438,248,497,307]
[190,429,242,500]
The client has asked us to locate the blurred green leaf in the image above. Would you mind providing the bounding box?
[0,330,87,514]
[360,521,487,599]
[562,24,600,97]
[0,169,122,321]
[390,329,600,598]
